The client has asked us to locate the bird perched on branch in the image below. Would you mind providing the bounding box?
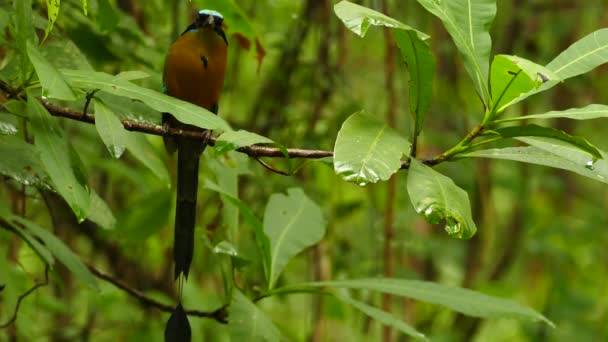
[163,9,228,280]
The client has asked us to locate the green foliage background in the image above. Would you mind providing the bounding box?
[1,0,608,341]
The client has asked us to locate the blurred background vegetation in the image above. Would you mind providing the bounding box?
[1,0,608,341]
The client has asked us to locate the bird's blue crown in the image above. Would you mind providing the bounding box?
[199,9,223,19]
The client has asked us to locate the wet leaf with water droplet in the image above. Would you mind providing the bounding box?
[407,159,477,239]
[334,111,410,185]
[461,138,608,185]
[0,135,53,190]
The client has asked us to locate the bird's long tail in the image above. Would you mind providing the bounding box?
[174,138,204,280]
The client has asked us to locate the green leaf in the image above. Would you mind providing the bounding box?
[416,0,496,106]
[498,104,608,122]
[489,55,558,114]
[0,214,54,266]
[204,180,270,271]
[27,41,76,101]
[94,99,126,158]
[209,159,239,236]
[334,1,429,37]
[264,188,326,290]
[61,70,231,132]
[295,279,552,326]
[96,0,119,32]
[336,295,427,340]
[215,130,274,155]
[334,1,435,137]
[28,94,90,221]
[394,30,436,136]
[460,146,608,184]
[44,0,60,41]
[407,159,476,239]
[547,28,608,80]
[229,289,282,342]
[123,132,170,186]
[13,0,36,83]
[12,215,99,290]
[491,124,602,159]
[334,111,410,186]
[511,29,608,107]
[0,135,53,190]
[87,190,116,230]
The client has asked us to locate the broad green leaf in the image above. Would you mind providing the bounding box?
[489,55,558,115]
[547,28,608,80]
[337,295,427,340]
[334,1,429,37]
[407,159,476,239]
[416,0,496,106]
[215,130,274,155]
[0,135,53,190]
[94,99,126,158]
[334,1,435,137]
[499,104,608,122]
[123,132,170,186]
[209,159,239,236]
[96,0,119,32]
[61,70,231,132]
[264,188,326,290]
[511,29,608,106]
[115,70,150,81]
[28,94,90,221]
[229,289,282,342]
[205,180,270,271]
[394,30,436,136]
[43,0,60,41]
[13,0,36,83]
[87,190,116,230]
[334,111,410,186]
[12,215,99,290]
[460,146,608,184]
[117,189,171,241]
[27,41,76,101]
[293,278,552,326]
[0,214,54,266]
[491,124,602,159]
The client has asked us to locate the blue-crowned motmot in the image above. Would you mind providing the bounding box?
[163,9,228,280]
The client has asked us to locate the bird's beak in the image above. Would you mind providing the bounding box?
[205,15,215,27]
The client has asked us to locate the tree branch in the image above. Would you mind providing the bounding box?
[0,81,442,168]
[85,264,229,324]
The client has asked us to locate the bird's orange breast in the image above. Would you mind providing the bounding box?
[163,29,228,111]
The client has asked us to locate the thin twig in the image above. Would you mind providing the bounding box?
[254,157,290,176]
[85,264,228,324]
[82,89,100,117]
[0,266,49,329]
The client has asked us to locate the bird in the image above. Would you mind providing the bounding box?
[162,9,228,280]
